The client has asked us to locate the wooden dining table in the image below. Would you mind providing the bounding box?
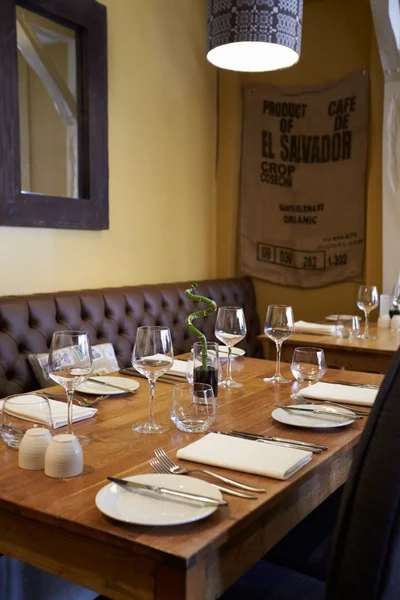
[0,357,383,600]
[259,325,400,373]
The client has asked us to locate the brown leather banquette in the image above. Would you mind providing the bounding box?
[0,277,262,398]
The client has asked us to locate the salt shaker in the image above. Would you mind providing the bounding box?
[18,428,52,470]
[44,434,83,478]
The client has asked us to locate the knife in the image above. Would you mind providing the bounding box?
[86,378,136,393]
[212,431,322,453]
[119,369,184,384]
[107,477,227,507]
[229,430,328,450]
[282,406,363,419]
[324,380,380,390]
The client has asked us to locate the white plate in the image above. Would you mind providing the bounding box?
[272,404,356,429]
[95,473,222,526]
[218,346,245,357]
[76,376,139,395]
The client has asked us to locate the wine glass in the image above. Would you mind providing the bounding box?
[48,331,93,447]
[214,307,247,388]
[357,285,379,339]
[391,274,400,317]
[290,347,326,384]
[263,305,295,383]
[131,326,173,434]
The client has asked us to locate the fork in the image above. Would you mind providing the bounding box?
[290,393,370,416]
[41,393,109,407]
[153,448,266,493]
[150,458,259,499]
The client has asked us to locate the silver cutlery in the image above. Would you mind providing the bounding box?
[213,430,322,453]
[153,448,266,493]
[107,477,227,507]
[228,430,327,450]
[281,406,362,420]
[150,458,258,499]
[290,393,370,416]
[86,377,136,393]
[40,393,109,407]
[120,369,184,384]
[323,380,379,390]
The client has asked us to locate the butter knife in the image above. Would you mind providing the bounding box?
[229,430,328,450]
[324,380,380,390]
[107,477,227,507]
[119,369,184,384]
[86,378,136,393]
[282,406,363,419]
[212,431,322,453]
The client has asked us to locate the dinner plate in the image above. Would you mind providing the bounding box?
[76,376,139,395]
[218,346,245,357]
[272,404,356,429]
[95,473,222,526]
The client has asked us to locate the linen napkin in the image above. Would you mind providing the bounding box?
[0,395,97,429]
[176,432,312,480]
[298,382,378,407]
[295,320,338,336]
[168,360,187,377]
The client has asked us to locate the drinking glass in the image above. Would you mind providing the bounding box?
[48,331,93,446]
[290,347,326,384]
[357,285,379,339]
[192,341,219,398]
[264,305,295,383]
[336,316,361,339]
[1,394,53,449]
[131,326,173,434]
[186,349,223,385]
[215,307,247,388]
[171,383,215,433]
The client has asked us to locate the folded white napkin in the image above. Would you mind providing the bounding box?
[176,432,312,480]
[0,395,97,429]
[298,382,378,407]
[168,360,187,377]
[295,320,338,335]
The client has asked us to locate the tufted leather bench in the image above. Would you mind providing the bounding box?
[0,277,262,398]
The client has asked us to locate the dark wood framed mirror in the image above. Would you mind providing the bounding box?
[0,0,108,229]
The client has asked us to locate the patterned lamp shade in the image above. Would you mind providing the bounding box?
[207,0,303,72]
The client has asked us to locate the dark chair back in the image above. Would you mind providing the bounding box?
[327,348,400,600]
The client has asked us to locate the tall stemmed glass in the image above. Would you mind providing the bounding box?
[357,285,379,339]
[48,331,93,447]
[132,326,173,434]
[263,305,295,383]
[215,307,247,388]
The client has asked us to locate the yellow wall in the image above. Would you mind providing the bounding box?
[216,0,383,323]
[0,0,217,296]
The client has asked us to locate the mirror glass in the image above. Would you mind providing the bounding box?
[16,6,80,198]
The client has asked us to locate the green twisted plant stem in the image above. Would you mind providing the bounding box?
[185,283,217,370]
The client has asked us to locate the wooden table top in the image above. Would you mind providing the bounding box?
[0,358,384,599]
[260,325,400,355]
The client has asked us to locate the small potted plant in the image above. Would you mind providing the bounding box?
[185,283,218,397]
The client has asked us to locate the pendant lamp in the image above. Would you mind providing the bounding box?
[207,0,303,72]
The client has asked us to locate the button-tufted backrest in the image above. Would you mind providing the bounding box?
[0,277,262,397]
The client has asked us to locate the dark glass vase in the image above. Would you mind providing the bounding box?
[193,341,219,399]
[194,365,218,398]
